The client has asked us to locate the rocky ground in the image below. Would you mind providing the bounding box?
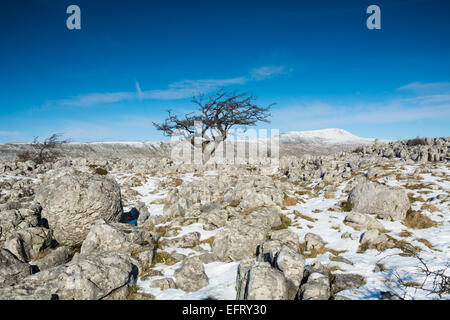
[0,137,449,300]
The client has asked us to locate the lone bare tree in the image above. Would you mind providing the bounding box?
[153,88,273,161]
[17,133,69,164]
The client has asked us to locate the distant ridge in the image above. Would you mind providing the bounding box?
[0,128,380,160]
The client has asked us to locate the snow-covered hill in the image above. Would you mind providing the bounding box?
[0,128,378,160]
[279,128,376,145]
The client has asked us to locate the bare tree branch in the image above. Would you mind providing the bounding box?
[153,88,274,162]
[17,133,69,164]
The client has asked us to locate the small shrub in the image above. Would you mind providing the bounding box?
[17,133,68,164]
[94,167,108,175]
[352,146,364,153]
[341,201,354,212]
[403,210,437,229]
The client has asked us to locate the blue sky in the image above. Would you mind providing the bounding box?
[0,0,449,142]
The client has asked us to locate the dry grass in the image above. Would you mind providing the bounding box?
[340,200,354,212]
[387,235,421,256]
[403,281,423,288]
[327,265,345,273]
[404,183,428,190]
[295,189,315,198]
[139,268,163,280]
[200,236,215,247]
[398,230,413,237]
[154,225,170,237]
[127,284,155,300]
[241,205,261,215]
[152,251,179,266]
[292,210,318,223]
[282,193,297,206]
[150,198,167,205]
[223,200,241,210]
[408,193,425,203]
[414,238,441,251]
[273,213,292,231]
[298,243,346,258]
[403,210,437,229]
[420,203,441,213]
[324,192,335,199]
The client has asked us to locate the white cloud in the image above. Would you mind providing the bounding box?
[60,92,136,107]
[398,81,450,92]
[141,77,247,100]
[271,98,450,130]
[0,131,21,137]
[251,66,286,80]
[48,66,285,107]
[135,81,143,100]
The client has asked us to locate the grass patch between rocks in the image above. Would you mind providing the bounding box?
[403,209,437,229]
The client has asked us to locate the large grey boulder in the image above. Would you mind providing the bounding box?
[270,229,300,251]
[255,242,305,300]
[236,262,288,300]
[0,204,42,243]
[199,210,227,230]
[359,229,393,250]
[0,253,135,300]
[298,262,330,300]
[245,206,282,229]
[0,262,33,286]
[36,168,124,246]
[0,248,33,286]
[174,257,209,292]
[80,220,156,271]
[3,227,52,262]
[236,258,255,300]
[0,248,20,268]
[33,246,70,271]
[213,221,268,262]
[330,273,366,295]
[298,273,330,300]
[257,239,282,264]
[348,180,410,220]
[273,247,305,299]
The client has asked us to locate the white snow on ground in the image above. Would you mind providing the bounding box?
[118,163,449,300]
[137,261,239,300]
